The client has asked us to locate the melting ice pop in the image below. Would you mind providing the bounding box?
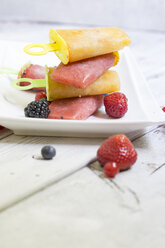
[51,52,119,88]
[12,67,120,101]
[24,27,131,64]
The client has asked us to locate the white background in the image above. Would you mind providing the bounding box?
[0,0,164,31]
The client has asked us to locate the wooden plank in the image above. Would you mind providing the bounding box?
[0,124,157,212]
[0,128,13,140]
[0,163,165,248]
[90,125,165,212]
[0,134,103,211]
[0,126,165,247]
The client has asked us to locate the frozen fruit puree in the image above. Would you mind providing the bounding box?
[18,64,46,91]
[24,27,131,64]
[12,67,120,101]
[14,27,132,120]
[49,27,131,64]
[51,52,118,88]
[19,64,45,79]
[47,67,120,101]
[48,95,103,120]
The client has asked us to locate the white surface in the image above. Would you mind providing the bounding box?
[1,124,165,248]
[1,0,165,31]
[0,41,164,137]
[0,134,102,211]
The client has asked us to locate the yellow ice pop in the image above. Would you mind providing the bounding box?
[24,27,131,64]
[12,67,120,101]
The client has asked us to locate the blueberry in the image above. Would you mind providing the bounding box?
[41,146,56,160]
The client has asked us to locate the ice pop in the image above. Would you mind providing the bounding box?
[18,64,45,79]
[12,67,120,101]
[18,63,46,91]
[24,27,131,64]
[47,67,120,100]
[48,95,104,120]
[51,52,119,88]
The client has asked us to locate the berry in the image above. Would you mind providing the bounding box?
[162,107,165,112]
[104,92,128,118]
[24,100,50,118]
[41,146,56,160]
[0,126,5,130]
[97,134,137,170]
[104,162,119,178]
[35,91,47,101]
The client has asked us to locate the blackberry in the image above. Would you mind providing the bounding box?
[24,100,50,118]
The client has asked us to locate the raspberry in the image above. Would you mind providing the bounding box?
[35,91,47,101]
[104,92,128,118]
[0,126,5,130]
[162,107,165,112]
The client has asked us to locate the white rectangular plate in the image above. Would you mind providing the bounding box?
[0,40,164,137]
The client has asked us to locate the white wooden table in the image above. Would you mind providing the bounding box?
[0,22,165,248]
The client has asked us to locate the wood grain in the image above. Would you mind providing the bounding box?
[0,126,165,247]
[0,133,103,211]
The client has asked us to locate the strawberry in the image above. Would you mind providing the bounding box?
[35,91,47,101]
[104,92,128,118]
[97,134,137,170]
[104,162,119,178]
[162,107,165,112]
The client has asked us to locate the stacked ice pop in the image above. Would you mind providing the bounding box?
[15,27,131,120]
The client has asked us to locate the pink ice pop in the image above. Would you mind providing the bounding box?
[48,95,103,120]
[18,64,46,91]
[51,53,115,88]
